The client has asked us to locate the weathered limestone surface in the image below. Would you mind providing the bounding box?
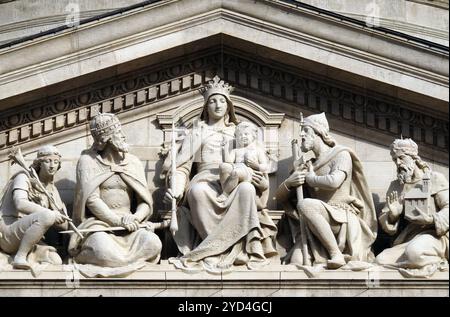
[0,262,447,297]
[0,0,448,296]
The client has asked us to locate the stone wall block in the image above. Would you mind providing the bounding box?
[425,129,434,145]
[413,127,422,142]
[319,97,328,113]
[55,115,65,130]
[330,100,340,116]
[88,105,101,119]
[0,133,6,147]
[78,108,87,123]
[113,97,123,112]
[250,75,259,90]
[437,133,446,148]
[43,119,53,134]
[193,73,202,86]
[296,89,305,106]
[343,104,352,120]
[101,101,112,113]
[227,69,236,84]
[136,90,146,105]
[284,85,293,101]
[378,117,387,131]
[261,79,270,94]
[273,83,282,97]
[401,122,411,137]
[238,72,247,87]
[19,126,29,141]
[66,111,76,127]
[355,108,364,123]
[367,112,376,127]
[148,87,157,101]
[170,79,180,95]
[389,118,398,134]
[181,76,191,90]
[159,83,168,98]
[8,130,18,144]
[124,93,135,109]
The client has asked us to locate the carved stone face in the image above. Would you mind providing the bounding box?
[109,128,129,153]
[39,156,60,177]
[392,153,415,184]
[300,125,316,152]
[207,94,228,121]
[237,127,256,147]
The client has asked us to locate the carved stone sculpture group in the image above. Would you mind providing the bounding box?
[0,76,448,278]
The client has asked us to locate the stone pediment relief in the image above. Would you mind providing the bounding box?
[156,95,285,172]
[156,96,285,129]
[1,47,447,168]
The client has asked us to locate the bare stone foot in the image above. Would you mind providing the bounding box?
[12,256,31,270]
[327,253,346,269]
[233,252,249,265]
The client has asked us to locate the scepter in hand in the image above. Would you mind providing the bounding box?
[169,120,178,236]
[8,147,84,239]
[291,112,313,266]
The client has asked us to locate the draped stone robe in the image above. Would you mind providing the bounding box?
[168,120,277,272]
[68,148,162,276]
[277,146,378,266]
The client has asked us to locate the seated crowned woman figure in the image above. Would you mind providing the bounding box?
[165,76,278,272]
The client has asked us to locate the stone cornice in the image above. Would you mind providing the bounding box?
[0,47,448,165]
[0,264,447,296]
[156,96,285,128]
[0,0,447,103]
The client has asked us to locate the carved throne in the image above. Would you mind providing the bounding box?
[156,95,285,258]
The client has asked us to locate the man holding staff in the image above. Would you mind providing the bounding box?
[0,145,68,269]
[277,113,377,269]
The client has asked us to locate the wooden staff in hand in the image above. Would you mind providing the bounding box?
[168,120,181,236]
[8,147,84,239]
[59,220,170,234]
[291,112,314,266]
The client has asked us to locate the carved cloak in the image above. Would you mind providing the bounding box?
[68,148,160,265]
[277,145,377,264]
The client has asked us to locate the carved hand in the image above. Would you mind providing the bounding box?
[405,207,434,225]
[386,191,403,219]
[245,158,260,171]
[52,210,66,225]
[285,171,307,189]
[304,161,316,185]
[121,214,140,232]
[251,171,269,191]
[163,188,182,205]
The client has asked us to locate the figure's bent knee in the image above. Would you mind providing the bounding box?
[220,163,233,173]
[375,251,391,266]
[236,181,256,195]
[404,236,437,267]
[142,230,162,251]
[37,210,56,227]
[189,182,210,198]
[298,198,321,215]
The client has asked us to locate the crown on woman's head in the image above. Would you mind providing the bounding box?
[200,75,234,102]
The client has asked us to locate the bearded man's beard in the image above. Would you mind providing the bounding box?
[397,163,415,184]
[111,138,129,153]
[301,138,314,152]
